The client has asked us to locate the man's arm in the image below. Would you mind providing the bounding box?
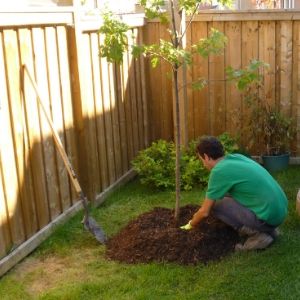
[190,198,215,227]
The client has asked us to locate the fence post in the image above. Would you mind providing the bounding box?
[67,2,90,199]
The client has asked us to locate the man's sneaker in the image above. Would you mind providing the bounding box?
[235,232,274,251]
[238,225,258,237]
[238,226,280,239]
[270,228,280,239]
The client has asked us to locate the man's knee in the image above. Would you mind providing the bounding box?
[213,197,235,214]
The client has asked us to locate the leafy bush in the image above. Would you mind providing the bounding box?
[131,140,176,190]
[180,140,209,191]
[132,139,208,191]
[227,59,297,156]
[218,132,240,155]
[132,133,241,191]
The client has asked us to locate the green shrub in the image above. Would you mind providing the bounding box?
[181,140,209,190]
[131,139,208,191]
[132,133,242,191]
[218,132,239,155]
[218,132,251,157]
[131,140,176,190]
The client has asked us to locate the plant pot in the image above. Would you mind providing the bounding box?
[262,152,290,172]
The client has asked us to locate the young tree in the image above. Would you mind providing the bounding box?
[99,0,232,220]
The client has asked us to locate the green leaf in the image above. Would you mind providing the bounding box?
[178,0,233,14]
[192,79,207,90]
[192,28,227,58]
[151,56,160,68]
[178,0,202,15]
[138,0,169,23]
[99,12,130,64]
[226,59,269,91]
[131,45,145,58]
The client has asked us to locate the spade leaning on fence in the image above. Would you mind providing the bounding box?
[22,64,107,244]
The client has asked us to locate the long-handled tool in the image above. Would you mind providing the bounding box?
[23,64,107,244]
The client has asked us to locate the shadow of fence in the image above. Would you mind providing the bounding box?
[0,20,149,276]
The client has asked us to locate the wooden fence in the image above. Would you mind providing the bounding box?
[1,8,300,276]
[144,10,300,155]
[0,9,148,276]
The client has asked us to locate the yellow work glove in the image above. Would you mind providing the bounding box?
[180,220,193,230]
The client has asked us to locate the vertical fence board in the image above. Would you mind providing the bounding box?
[225,21,242,135]
[292,21,300,154]
[259,21,276,107]
[99,35,116,185]
[138,28,150,148]
[127,31,140,156]
[133,28,145,149]
[21,64,47,230]
[159,24,173,141]
[278,21,293,114]
[4,29,31,240]
[0,31,12,253]
[33,28,60,220]
[108,61,122,179]
[0,91,22,247]
[2,30,25,245]
[90,32,109,190]
[81,33,101,198]
[32,27,57,224]
[115,62,129,173]
[186,22,194,140]
[83,32,102,198]
[0,34,12,255]
[275,21,281,108]
[45,26,70,216]
[144,22,163,141]
[56,25,78,207]
[0,157,11,258]
[122,41,135,163]
[18,28,39,236]
[191,21,209,138]
[241,21,259,150]
[20,30,47,230]
[5,28,36,239]
[67,25,89,198]
[208,22,226,135]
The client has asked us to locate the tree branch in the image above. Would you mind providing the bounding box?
[178,3,200,46]
[170,0,179,49]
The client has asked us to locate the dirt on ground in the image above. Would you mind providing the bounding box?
[12,247,99,296]
[106,205,240,265]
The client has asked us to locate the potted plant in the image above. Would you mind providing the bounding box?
[227,60,297,172]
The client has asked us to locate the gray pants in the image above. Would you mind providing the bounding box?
[213,197,276,234]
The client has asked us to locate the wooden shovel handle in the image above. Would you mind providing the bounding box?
[23,64,83,196]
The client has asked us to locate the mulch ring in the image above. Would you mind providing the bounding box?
[105,204,241,265]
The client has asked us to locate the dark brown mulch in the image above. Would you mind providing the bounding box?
[105,205,240,265]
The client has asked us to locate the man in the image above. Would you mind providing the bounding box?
[180,136,288,251]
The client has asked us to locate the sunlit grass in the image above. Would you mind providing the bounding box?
[0,166,300,300]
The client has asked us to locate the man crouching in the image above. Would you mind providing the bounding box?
[181,136,287,251]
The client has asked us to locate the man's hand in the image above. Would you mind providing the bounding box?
[180,220,193,230]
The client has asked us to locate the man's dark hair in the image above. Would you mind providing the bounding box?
[196,136,224,159]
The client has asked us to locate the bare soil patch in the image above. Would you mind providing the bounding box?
[106,205,240,265]
[12,248,98,296]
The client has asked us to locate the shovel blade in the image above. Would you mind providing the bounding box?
[83,217,107,244]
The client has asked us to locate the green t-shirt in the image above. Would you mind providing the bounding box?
[206,154,288,226]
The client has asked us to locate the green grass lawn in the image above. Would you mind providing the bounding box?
[1,166,300,300]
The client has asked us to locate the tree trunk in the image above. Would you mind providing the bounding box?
[173,67,181,220]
